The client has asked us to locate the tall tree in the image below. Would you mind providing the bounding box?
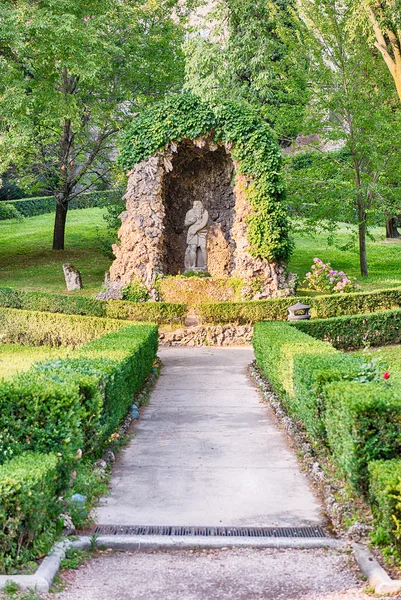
[0,0,185,249]
[351,0,401,102]
[298,0,401,275]
[184,0,309,143]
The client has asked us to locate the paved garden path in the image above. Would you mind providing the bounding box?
[49,348,375,600]
[96,346,323,527]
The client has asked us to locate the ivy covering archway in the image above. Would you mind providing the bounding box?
[119,93,293,263]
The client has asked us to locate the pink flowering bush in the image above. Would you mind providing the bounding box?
[304,258,361,294]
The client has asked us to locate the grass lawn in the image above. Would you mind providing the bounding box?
[353,345,401,387]
[0,207,112,295]
[0,344,70,380]
[1,210,401,295]
[289,224,401,292]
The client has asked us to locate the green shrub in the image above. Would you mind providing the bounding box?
[294,309,401,350]
[324,382,401,490]
[311,287,401,318]
[0,203,23,221]
[0,307,125,347]
[197,298,300,324]
[253,321,337,398]
[0,287,187,325]
[197,287,401,324]
[3,189,123,219]
[121,279,150,303]
[252,320,401,492]
[292,353,361,442]
[0,372,84,467]
[369,459,401,546]
[0,320,158,458]
[0,453,60,572]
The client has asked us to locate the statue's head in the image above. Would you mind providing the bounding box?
[193,200,203,217]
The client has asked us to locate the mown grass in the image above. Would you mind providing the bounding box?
[0,344,70,380]
[1,210,401,295]
[0,208,112,295]
[290,224,401,292]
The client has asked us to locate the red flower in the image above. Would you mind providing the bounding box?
[383,371,390,380]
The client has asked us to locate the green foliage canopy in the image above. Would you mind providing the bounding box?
[120,93,292,262]
[184,0,309,142]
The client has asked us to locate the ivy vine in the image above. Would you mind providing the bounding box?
[119,93,293,262]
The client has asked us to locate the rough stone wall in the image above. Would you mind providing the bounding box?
[159,325,253,347]
[109,154,166,292]
[108,136,295,300]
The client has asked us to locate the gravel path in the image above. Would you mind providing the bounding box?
[44,548,375,600]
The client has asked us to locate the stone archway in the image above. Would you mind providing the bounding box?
[108,135,295,300]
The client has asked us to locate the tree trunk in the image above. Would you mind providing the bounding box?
[386,216,401,238]
[52,194,68,250]
[351,155,368,277]
[358,211,368,277]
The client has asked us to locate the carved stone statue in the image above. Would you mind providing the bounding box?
[184,201,209,271]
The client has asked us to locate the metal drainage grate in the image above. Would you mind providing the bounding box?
[89,525,328,538]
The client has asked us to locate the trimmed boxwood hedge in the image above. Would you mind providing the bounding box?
[293,309,401,350]
[0,314,158,568]
[325,382,401,491]
[253,321,401,492]
[0,453,60,572]
[369,459,401,547]
[0,287,187,325]
[0,307,126,347]
[197,287,401,324]
[1,189,123,219]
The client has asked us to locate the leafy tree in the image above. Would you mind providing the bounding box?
[184,0,309,143]
[298,0,401,276]
[0,0,186,249]
[351,0,401,102]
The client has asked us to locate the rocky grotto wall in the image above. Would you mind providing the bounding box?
[108,136,296,300]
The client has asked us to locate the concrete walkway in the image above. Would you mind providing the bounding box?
[96,347,323,527]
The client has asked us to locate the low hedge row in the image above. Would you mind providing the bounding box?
[0,307,125,347]
[2,285,401,327]
[0,315,158,568]
[0,316,158,464]
[0,453,60,571]
[0,189,123,220]
[197,287,401,324]
[0,287,187,325]
[369,459,401,547]
[294,309,401,350]
[253,322,401,493]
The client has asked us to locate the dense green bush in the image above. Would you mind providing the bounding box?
[0,203,23,221]
[0,453,60,572]
[253,321,401,491]
[311,287,401,318]
[0,318,158,570]
[32,324,158,451]
[197,287,401,324]
[0,307,125,347]
[294,309,401,350]
[0,371,85,466]
[103,300,186,324]
[197,298,300,324]
[253,321,337,398]
[369,459,401,546]
[324,382,401,490]
[2,189,123,219]
[0,287,187,325]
